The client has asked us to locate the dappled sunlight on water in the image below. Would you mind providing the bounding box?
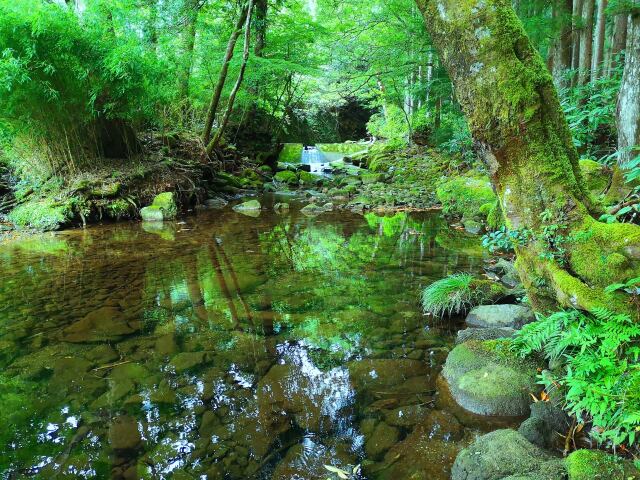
[0,195,509,479]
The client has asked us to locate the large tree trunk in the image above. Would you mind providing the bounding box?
[206,0,254,154]
[254,0,267,57]
[414,0,640,315]
[571,0,584,84]
[202,4,250,145]
[591,0,607,79]
[617,12,640,168]
[578,0,595,85]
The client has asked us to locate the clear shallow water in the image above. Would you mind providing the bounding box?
[1,195,510,479]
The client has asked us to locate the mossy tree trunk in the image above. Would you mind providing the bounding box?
[414,0,640,315]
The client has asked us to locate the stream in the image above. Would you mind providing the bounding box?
[0,194,515,479]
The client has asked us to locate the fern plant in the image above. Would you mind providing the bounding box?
[512,308,640,446]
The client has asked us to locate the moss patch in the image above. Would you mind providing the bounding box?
[278,143,303,163]
[8,198,73,231]
[566,450,640,480]
[436,175,496,221]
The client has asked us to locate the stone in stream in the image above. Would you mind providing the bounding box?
[456,327,516,344]
[273,202,289,212]
[233,199,261,217]
[465,304,535,329]
[205,197,228,209]
[300,203,334,216]
[442,339,541,416]
[452,429,566,480]
[108,415,142,452]
[61,306,139,342]
[365,421,399,459]
[272,440,356,480]
[518,401,571,450]
[140,192,177,222]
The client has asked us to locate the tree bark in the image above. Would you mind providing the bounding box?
[578,0,595,85]
[414,0,640,314]
[551,0,575,87]
[609,13,629,73]
[202,4,250,145]
[571,0,584,83]
[206,0,254,154]
[591,0,607,79]
[617,12,640,168]
[254,0,267,57]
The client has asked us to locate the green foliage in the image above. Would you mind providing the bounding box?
[482,226,531,253]
[421,273,504,318]
[8,197,72,231]
[436,175,496,221]
[513,308,640,446]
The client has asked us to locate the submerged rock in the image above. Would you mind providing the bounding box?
[233,200,261,217]
[442,340,540,416]
[61,306,139,342]
[465,304,535,329]
[205,197,228,209]
[452,429,566,480]
[273,202,289,212]
[300,203,332,216]
[109,415,142,452]
[365,421,399,459]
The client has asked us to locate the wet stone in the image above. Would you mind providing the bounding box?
[365,421,399,459]
[109,415,142,452]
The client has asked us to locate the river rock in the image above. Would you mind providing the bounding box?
[347,358,428,395]
[456,327,516,344]
[109,415,142,452]
[452,429,566,480]
[233,199,261,211]
[170,351,207,373]
[140,192,177,222]
[383,404,430,428]
[365,421,399,459]
[465,304,535,329]
[273,202,289,212]
[205,197,228,209]
[300,203,331,216]
[518,401,571,449]
[272,440,356,480]
[442,340,540,416]
[61,306,139,342]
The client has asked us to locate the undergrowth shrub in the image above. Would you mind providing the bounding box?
[512,308,640,446]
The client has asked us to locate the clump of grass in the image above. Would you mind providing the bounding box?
[422,273,506,318]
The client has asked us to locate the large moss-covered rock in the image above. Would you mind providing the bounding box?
[9,198,73,231]
[579,159,610,196]
[456,327,516,344]
[518,401,570,449]
[274,170,299,185]
[140,192,177,221]
[299,171,323,185]
[452,429,566,480]
[436,175,496,221]
[442,340,540,416]
[566,450,640,480]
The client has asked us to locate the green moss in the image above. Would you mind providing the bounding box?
[274,170,299,185]
[8,198,72,231]
[436,175,496,221]
[566,450,639,480]
[150,192,177,219]
[278,143,303,163]
[106,198,131,219]
[299,171,323,185]
[316,142,369,155]
[89,182,121,198]
[579,159,610,196]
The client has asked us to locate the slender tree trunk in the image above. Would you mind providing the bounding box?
[254,0,267,56]
[591,0,607,79]
[414,0,640,314]
[578,0,595,85]
[571,0,584,84]
[177,0,199,103]
[202,4,250,145]
[206,0,254,154]
[617,12,640,168]
[609,13,629,73]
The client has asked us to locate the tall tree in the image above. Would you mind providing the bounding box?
[617,11,640,167]
[609,12,628,73]
[202,3,250,145]
[550,0,574,86]
[414,0,640,314]
[592,0,607,78]
[578,0,595,84]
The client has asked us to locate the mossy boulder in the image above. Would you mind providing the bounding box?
[436,175,496,221]
[442,340,541,416]
[465,305,535,329]
[362,173,385,184]
[89,182,121,198]
[579,159,610,196]
[9,198,73,231]
[274,170,299,186]
[232,200,261,214]
[566,450,640,480]
[299,171,323,185]
[140,192,177,222]
[452,429,566,480]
